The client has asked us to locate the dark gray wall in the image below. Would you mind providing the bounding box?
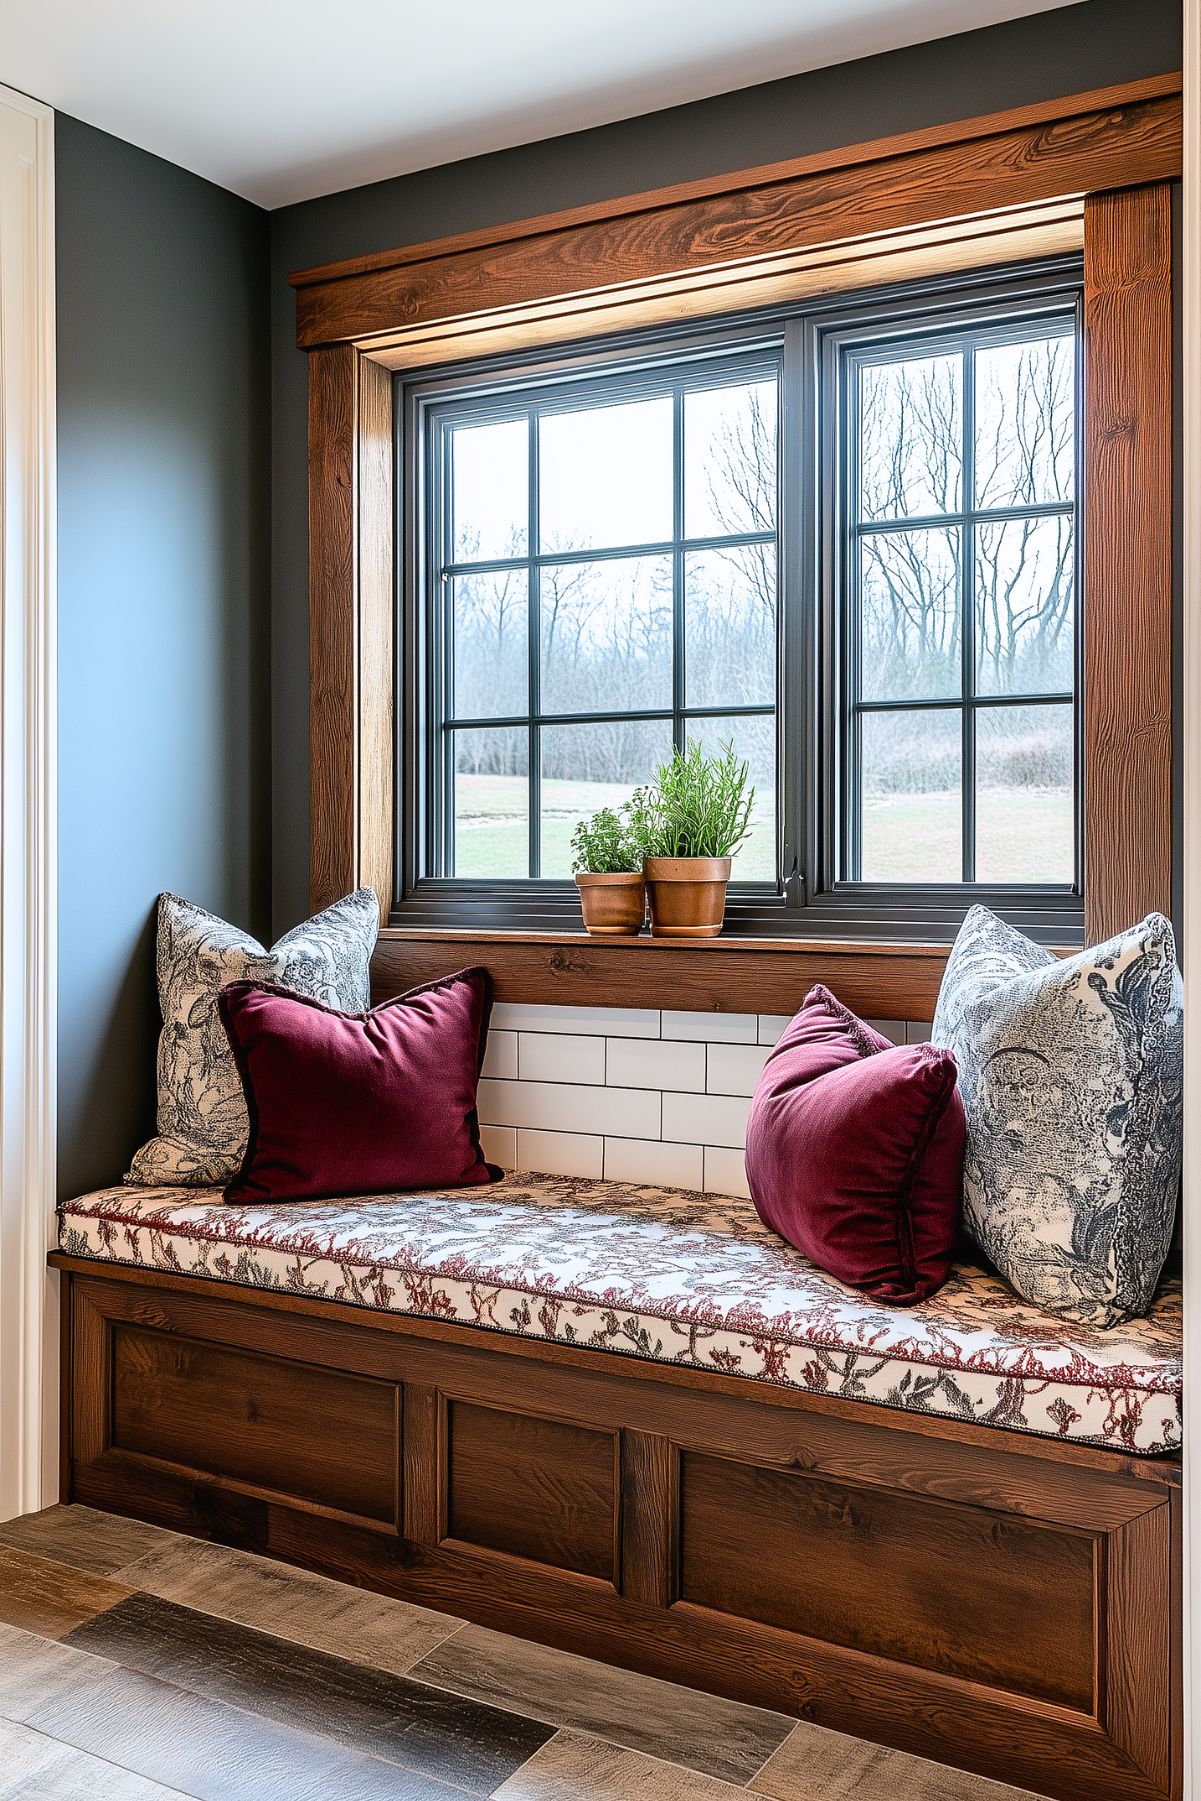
[269,0,1184,933]
[56,116,270,1198]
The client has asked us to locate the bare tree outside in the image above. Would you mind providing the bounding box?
[439,328,1076,888]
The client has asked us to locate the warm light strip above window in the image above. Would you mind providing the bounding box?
[367,199,1084,373]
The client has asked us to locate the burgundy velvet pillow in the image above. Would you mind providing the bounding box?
[218,968,498,1203]
[744,985,964,1304]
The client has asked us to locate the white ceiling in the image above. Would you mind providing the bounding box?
[5,0,1082,210]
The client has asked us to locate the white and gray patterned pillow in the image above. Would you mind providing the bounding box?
[126,888,379,1187]
[932,905,1182,1327]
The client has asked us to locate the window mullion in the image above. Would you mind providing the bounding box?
[672,385,685,752]
[527,404,541,879]
[961,345,977,883]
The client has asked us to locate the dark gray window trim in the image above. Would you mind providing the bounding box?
[392,255,1085,946]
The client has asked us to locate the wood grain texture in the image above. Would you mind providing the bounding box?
[293,84,1181,349]
[0,1715,198,1801]
[111,1323,400,1526]
[0,1502,175,1576]
[309,343,359,911]
[749,1718,1045,1801]
[491,1728,747,1800]
[1083,183,1174,943]
[371,929,950,1020]
[52,1256,1179,1490]
[0,1544,131,1638]
[678,1451,1097,1709]
[412,1618,791,1784]
[357,355,394,921]
[446,1400,619,1581]
[65,1591,552,1795]
[619,1430,678,1610]
[114,1533,461,1678]
[55,1264,1181,1801]
[0,1618,457,1801]
[365,201,1083,373]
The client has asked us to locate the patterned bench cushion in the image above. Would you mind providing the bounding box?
[57,1174,1182,1456]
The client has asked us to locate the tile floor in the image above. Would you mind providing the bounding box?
[0,1505,1049,1801]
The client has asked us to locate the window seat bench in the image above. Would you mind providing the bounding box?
[50,1173,1183,1801]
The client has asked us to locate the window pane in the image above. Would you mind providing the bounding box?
[452,727,528,878]
[859,353,962,522]
[689,715,776,883]
[975,516,1074,697]
[976,704,1074,884]
[684,377,778,539]
[539,555,672,716]
[975,334,1075,509]
[859,528,960,702]
[684,545,775,708]
[539,397,672,552]
[859,709,961,882]
[450,417,527,562]
[451,570,527,719]
[539,720,672,878]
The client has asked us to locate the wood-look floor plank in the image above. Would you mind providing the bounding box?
[0,1506,178,1576]
[0,1623,468,1801]
[0,1714,200,1800]
[491,1729,748,1800]
[115,1534,463,1676]
[0,1545,133,1638]
[414,1620,792,1784]
[748,1720,1049,1801]
[65,1592,552,1796]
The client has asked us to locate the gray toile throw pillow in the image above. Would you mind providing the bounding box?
[126,888,379,1187]
[932,905,1182,1328]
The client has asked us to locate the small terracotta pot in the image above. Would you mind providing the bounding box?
[643,857,733,938]
[575,871,646,936]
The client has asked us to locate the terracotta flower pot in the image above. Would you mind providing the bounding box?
[643,857,733,938]
[575,871,646,936]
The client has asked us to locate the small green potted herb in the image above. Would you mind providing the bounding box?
[634,741,754,938]
[571,806,646,936]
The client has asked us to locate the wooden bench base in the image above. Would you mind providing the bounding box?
[52,1255,1182,1801]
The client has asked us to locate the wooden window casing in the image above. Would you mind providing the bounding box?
[295,74,1179,1018]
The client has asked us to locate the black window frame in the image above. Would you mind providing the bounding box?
[393,256,1085,945]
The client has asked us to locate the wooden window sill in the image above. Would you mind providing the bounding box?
[371,926,953,1018]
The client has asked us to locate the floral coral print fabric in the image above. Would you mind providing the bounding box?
[126,888,379,1187]
[60,1174,1180,1454]
[932,906,1183,1329]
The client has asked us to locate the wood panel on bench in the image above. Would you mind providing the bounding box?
[51,1254,1180,1801]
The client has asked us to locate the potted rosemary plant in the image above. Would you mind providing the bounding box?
[571,806,646,936]
[634,741,754,938]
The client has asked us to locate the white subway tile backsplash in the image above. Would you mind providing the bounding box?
[481,1031,518,1079]
[706,1042,771,1096]
[515,1129,604,1180]
[757,1014,793,1046]
[479,1124,517,1168]
[478,1077,661,1140]
[603,1137,704,1190]
[663,1090,750,1149]
[661,1009,757,1043]
[519,1032,605,1085]
[490,1002,659,1038]
[704,1145,751,1198]
[907,1021,933,1044]
[607,1037,705,1094]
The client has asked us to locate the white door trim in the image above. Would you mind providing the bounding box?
[1183,3,1200,1795]
[0,83,57,1521]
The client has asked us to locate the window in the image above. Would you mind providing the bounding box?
[423,358,779,883]
[843,323,1077,890]
[400,263,1082,939]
